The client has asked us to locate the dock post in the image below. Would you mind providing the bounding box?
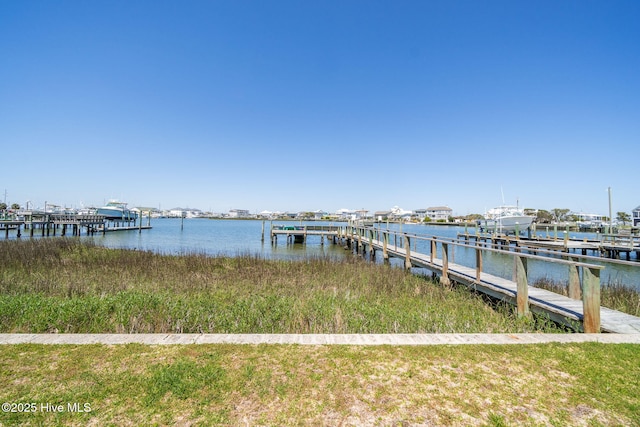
[430,239,436,264]
[440,243,450,286]
[568,264,581,300]
[404,235,412,269]
[582,267,601,333]
[475,246,482,284]
[515,256,530,317]
[382,231,389,261]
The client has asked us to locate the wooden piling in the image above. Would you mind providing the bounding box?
[382,231,389,260]
[568,264,581,300]
[582,267,601,333]
[404,235,412,269]
[475,247,482,284]
[515,256,530,317]
[440,243,450,286]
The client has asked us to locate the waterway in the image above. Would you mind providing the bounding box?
[80,218,640,290]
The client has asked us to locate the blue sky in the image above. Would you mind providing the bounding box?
[1,1,638,216]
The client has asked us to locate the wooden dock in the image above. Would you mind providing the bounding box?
[269,224,341,244]
[1,211,152,238]
[457,231,640,261]
[341,224,640,334]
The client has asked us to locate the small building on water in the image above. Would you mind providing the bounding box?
[633,206,640,226]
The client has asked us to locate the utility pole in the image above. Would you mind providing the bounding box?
[608,187,613,233]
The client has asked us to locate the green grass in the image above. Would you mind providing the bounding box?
[1,343,639,426]
[0,238,565,333]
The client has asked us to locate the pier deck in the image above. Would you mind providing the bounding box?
[1,212,152,238]
[346,225,640,334]
[457,232,640,261]
[270,225,340,243]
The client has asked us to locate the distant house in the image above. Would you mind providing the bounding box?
[335,208,355,220]
[312,210,326,220]
[355,209,369,220]
[425,206,453,222]
[390,206,412,221]
[374,211,392,221]
[168,208,187,218]
[413,208,427,221]
[572,212,605,228]
[228,209,250,218]
[633,206,640,226]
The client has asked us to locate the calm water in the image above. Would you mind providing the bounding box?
[80,218,640,290]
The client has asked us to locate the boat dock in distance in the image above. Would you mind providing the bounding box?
[0,210,152,238]
[269,222,640,334]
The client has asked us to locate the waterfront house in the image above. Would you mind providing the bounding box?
[390,206,412,222]
[634,206,640,226]
[413,208,427,221]
[572,212,605,229]
[335,208,356,220]
[424,206,453,222]
[374,211,392,221]
[228,209,250,218]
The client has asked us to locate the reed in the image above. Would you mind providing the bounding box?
[0,238,567,333]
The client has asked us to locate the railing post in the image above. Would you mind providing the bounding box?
[440,242,450,286]
[568,264,581,300]
[430,239,436,264]
[582,267,601,333]
[383,231,389,260]
[515,255,530,317]
[368,229,374,259]
[404,235,412,269]
[475,246,482,284]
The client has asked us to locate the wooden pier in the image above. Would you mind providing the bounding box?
[323,224,640,334]
[1,211,152,238]
[456,230,640,261]
[269,224,341,244]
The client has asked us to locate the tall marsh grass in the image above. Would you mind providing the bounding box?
[1,238,566,333]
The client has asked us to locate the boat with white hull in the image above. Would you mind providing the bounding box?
[96,200,138,221]
[478,205,535,234]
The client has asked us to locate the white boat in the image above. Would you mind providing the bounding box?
[96,200,137,221]
[478,205,535,234]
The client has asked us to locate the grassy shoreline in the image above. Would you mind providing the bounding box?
[1,238,566,333]
[2,239,640,425]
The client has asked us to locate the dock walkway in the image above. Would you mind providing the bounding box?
[346,225,640,334]
[458,231,640,261]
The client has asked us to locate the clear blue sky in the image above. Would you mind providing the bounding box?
[1,0,638,216]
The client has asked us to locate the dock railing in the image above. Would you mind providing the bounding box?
[349,224,605,333]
